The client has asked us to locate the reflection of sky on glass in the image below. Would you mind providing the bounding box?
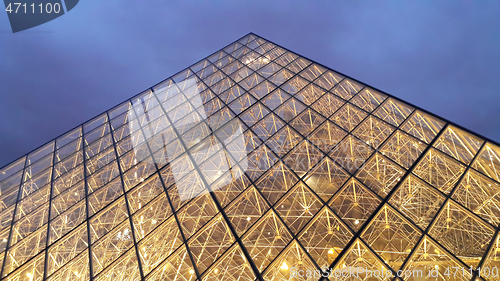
[1,1,499,167]
[129,79,247,201]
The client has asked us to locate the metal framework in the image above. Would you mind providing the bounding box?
[0,33,499,281]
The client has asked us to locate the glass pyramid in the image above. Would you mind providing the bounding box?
[1,33,499,281]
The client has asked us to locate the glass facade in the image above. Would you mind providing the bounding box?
[0,33,499,281]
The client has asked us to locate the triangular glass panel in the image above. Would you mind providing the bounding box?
[266,126,304,157]
[356,153,405,199]
[276,183,323,234]
[298,207,353,268]
[353,115,395,149]
[244,144,278,181]
[433,125,484,165]
[429,200,495,268]
[361,204,422,270]
[452,169,500,226]
[389,174,446,230]
[314,70,344,91]
[224,187,270,236]
[471,143,500,183]
[329,178,382,232]
[331,79,363,100]
[379,130,427,169]
[374,98,414,127]
[255,161,299,205]
[330,103,367,132]
[283,140,324,177]
[482,233,500,279]
[262,240,319,281]
[176,192,219,239]
[252,113,285,142]
[329,135,374,175]
[403,236,472,281]
[202,244,256,281]
[413,148,466,195]
[188,215,235,274]
[331,239,392,281]
[274,98,307,123]
[307,121,347,154]
[303,157,350,202]
[350,88,387,113]
[402,110,445,144]
[242,210,293,273]
[144,245,196,281]
[261,88,291,110]
[138,215,183,274]
[94,247,141,281]
[299,63,327,82]
[310,92,345,118]
[295,84,326,106]
[289,109,325,138]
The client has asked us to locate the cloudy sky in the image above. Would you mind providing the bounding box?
[0,1,499,168]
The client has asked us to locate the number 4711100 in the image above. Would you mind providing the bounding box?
[6,2,62,14]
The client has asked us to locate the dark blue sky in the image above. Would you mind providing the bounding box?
[0,1,499,168]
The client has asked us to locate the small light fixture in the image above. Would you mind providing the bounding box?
[280,261,289,271]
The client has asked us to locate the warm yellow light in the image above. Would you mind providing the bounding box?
[354,219,360,225]
[246,217,251,221]
[214,268,219,274]
[189,269,195,275]
[280,261,289,271]
[328,249,334,255]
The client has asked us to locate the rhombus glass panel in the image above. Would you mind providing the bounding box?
[0,33,499,281]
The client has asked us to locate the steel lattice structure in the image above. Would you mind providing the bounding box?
[0,33,500,281]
